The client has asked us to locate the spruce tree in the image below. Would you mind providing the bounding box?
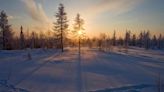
[53,4,68,52]
[73,13,85,52]
[31,32,35,49]
[73,13,84,36]
[112,30,116,46]
[152,35,157,49]
[144,31,150,50]
[20,26,25,49]
[138,32,143,47]
[124,31,130,47]
[157,34,162,49]
[0,10,13,50]
[132,34,136,46]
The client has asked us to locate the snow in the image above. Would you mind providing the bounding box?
[0,47,164,92]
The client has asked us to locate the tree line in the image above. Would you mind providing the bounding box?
[85,30,164,51]
[0,4,85,51]
[0,4,164,51]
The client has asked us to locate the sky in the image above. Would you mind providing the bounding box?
[0,0,164,37]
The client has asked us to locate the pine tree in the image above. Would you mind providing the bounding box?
[138,32,144,47]
[73,13,84,36]
[162,36,164,49]
[73,13,85,51]
[112,30,116,46]
[25,28,30,48]
[53,4,68,52]
[152,35,157,49]
[39,31,45,48]
[20,26,25,49]
[98,38,103,51]
[132,34,136,46]
[0,10,13,50]
[124,31,130,47]
[0,25,2,49]
[31,32,35,49]
[144,31,150,50]
[157,34,162,49]
[99,33,107,51]
[118,37,123,52]
[118,37,124,46]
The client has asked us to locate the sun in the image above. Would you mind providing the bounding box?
[78,30,82,35]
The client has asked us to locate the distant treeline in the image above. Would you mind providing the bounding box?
[86,31,164,51]
[0,4,164,50]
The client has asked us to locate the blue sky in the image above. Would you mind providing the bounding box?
[0,0,164,37]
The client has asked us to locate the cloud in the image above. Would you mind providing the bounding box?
[84,0,144,17]
[21,0,52,31]
[22,0,49,23]
[8,15,14,20]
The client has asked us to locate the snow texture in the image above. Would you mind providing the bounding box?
[0,47,164,92]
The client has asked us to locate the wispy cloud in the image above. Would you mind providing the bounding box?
[21,0,52,31]
[21,0,144,32]
[8,15,14,20]
[22,0,49,23]
[84,0,144,17]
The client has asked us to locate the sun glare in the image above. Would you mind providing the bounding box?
[78,30,82,35]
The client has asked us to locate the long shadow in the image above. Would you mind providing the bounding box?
[0,80,29,92]
[14,53,61,86]
[76,51,83,92]
[89,84,154,92]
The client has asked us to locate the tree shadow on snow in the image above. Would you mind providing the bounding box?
[89,84,154,92]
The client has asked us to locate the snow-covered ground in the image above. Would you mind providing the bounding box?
[0,47,163,92]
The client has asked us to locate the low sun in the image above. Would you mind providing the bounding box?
[78,30,82,35]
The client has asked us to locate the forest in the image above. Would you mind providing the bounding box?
[0,2,164,92]
[0,4,163,51]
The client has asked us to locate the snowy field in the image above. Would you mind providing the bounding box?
[0,47,164,92]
